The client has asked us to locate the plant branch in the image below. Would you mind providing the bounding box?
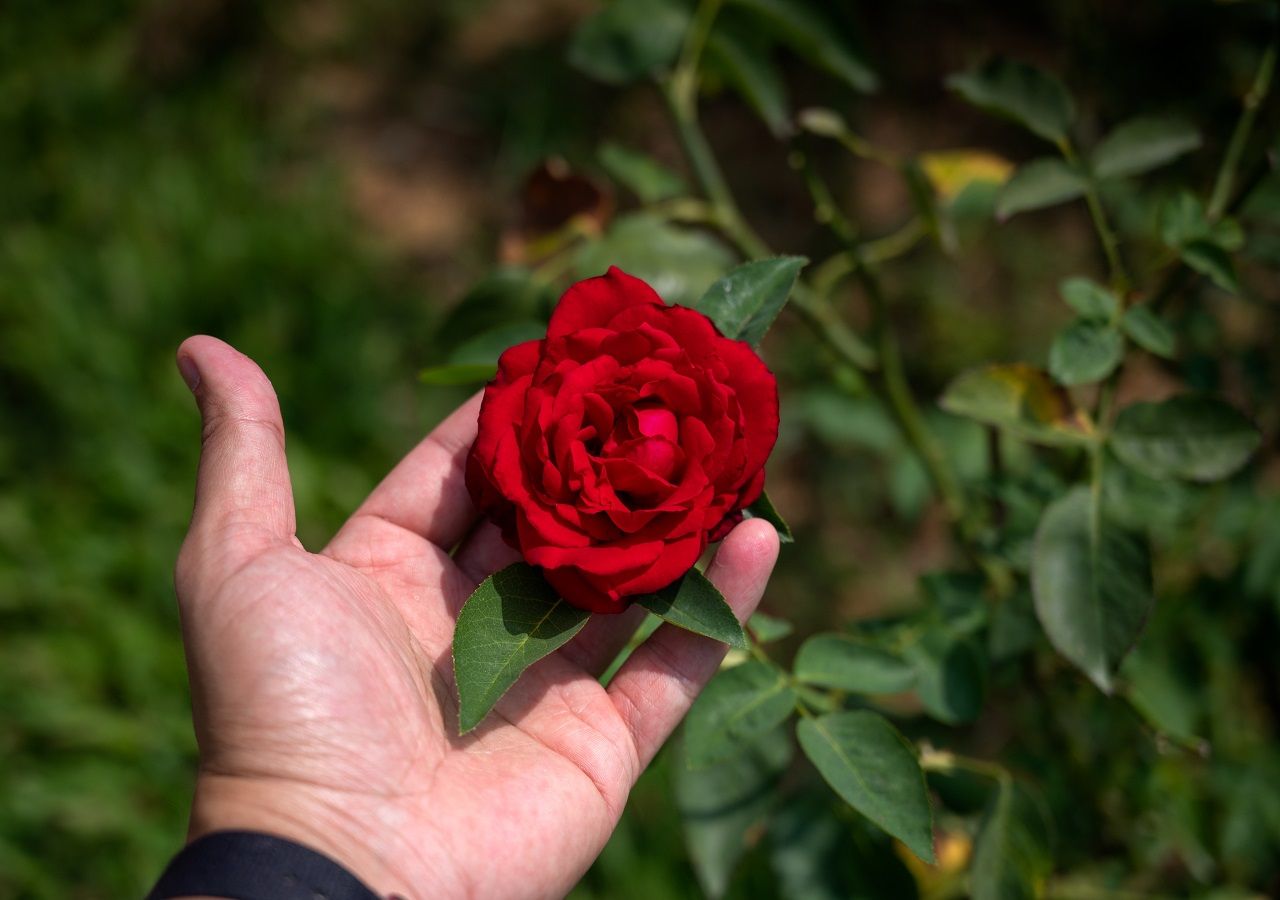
[810,221,927,298]
[1147,30,1277,313]
[795,152,973,531]
[919,747,1012,785]
[859,267,971,529]
[1058,138,1130,290]
[1208,36,1277,219]
[660,13,879,372]
[1148,150,1274,313]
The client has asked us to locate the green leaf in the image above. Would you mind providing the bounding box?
[744,490,794,542]
[970,782,1053,900]
[747,611,793,643]
[1102,448,1205,534]
[1180,239,1240,293]
[706,19,791,138]
[922,570,990,628]
[1159,190,1210,247]
[435,268,551,349]
[1031,487,1153,692]
[567,0,690,85]
[574,213,735,307]
[995,158,1086,220]
[798,390,898,451]
[695,255,807,346]
[1160,190,1244,251]
[903,631,987,725]
[637,569,748,648]
[1091,116,1202,180]
[684,661,797,768]
[731,0,878,93]
[796,711,935,863]
[1211,216,1245,253]
[448,320,546,366]
[418,363,497,386]
[453,563,590,733]
[1121,305,1176,358]
[940,363,1095,446]
[598,142,687,203]
[1121,642,1203,743]
[794,634,916,694]
[1048,321,1124,385]
[1110,395,1261,482]
[768,790,919,900]
[1157,191,1243,292]
[988,590,1042,663]
[676,727,792,899]
[1059,276,1119,321]
[946,58,1075,143]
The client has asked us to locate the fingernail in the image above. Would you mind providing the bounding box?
[177,354,201,392]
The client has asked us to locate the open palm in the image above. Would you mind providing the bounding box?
[172,336,779,899]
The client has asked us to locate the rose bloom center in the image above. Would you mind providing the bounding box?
[597,401,683,487]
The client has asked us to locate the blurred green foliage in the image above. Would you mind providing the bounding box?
[0,2,453,895]
[4,0,1280,897]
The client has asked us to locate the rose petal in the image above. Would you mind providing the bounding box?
[601,456,677,502]
[718,339,778,436]
[634,406,679,442]
[547,266,666,338]
[543,566,633,614]
[618,435,682,482]
[526,536,665,575]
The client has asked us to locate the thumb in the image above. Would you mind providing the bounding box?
[177,336,296,565]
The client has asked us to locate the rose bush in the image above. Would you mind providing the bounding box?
[465,266,778,612]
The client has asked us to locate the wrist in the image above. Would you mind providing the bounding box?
[189,772,405,897]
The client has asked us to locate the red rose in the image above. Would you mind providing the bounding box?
[465,266,779,613]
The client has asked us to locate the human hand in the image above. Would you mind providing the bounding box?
[171,336,780,899]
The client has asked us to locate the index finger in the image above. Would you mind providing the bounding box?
[333,392,484,550]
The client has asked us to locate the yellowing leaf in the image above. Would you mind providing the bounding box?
[919,150,1014,200]
[940,363,1095,445]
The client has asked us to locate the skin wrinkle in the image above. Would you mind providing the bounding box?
[200,411,287,454]
[505,674,637,823]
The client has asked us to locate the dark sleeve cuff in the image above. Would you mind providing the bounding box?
[146,830,385,900]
